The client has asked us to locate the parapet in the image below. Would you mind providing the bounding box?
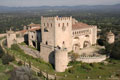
[55,16,72,21]
[41,16,72,21]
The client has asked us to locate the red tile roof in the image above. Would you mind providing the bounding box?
[29,27,41,31]
[18,27,40,34]
[72,22,93,30]
[27,23,40,27]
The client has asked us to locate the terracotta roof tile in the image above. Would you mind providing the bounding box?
[29,27,41,31]
[28,23,40,27]
[72,22,93,30]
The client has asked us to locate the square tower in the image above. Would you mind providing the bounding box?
[40,16,72,63]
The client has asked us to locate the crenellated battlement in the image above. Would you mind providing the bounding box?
[41,16,72,21]
[55,16,72,21]
[41,16,55,21]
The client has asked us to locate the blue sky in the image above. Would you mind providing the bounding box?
[0,0,120,7]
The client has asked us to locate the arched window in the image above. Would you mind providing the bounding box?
[75,32,76,34]
[51,23,52,27]
[46,41,48,45]
[63,23,64,27]
[47,23,49,27]
[67,23,69,26]
[73,32,74,35]
[63,41,65,44]
[58,23,60,27]
[85,35,89,37]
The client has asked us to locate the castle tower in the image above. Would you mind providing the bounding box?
[6,28,16,48]
[55,48,68,72]
[106,30,115,44]
[40,16,72,64]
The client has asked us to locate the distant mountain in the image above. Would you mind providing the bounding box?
[0,4,120,13]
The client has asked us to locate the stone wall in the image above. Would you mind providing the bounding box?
[0,33,6,38]
[69,55,107,63]
[55,48,68,72]
[16,37,24,43]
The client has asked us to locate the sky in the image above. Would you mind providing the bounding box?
[0,0,120,7]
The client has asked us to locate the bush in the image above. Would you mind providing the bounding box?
[1,53,15,65]
[68,68,75,74]
[97,39,106,46]
[18,60,23,66]
[81,63,92,71]
[90,63,100,68]
[0,46,4,58]
[110,41,120,59]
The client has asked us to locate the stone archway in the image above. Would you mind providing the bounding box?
[83,41,91,48]
[73,44,80,52]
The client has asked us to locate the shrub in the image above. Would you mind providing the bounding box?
[2,53,15,65]
[68,68,74,74]
[68,61,81,66]
[90,63,99,68]
[81,63,92,71]
[0,46,4,58]
[71,53,80,62]
[18,60,23,66]
[99,66,105,70]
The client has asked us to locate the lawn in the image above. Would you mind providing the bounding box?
[6,44,120,80]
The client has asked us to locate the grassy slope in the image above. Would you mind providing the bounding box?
[0,59,14,80]
[6,44,120,80]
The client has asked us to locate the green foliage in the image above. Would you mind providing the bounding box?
[68,61,81,66]
[97,39,106,46]
[1,53,15,65]
[105,43,114,54]
[18,60,23,66]
[0,46,4,58]
[110,41,120,59]
[71,53,80,62]
[0,59,14,80]
[10,44,54,73]
[105,41,120,59]
[11,44,23,52]
[89,63,100,68]
[81,63,92,71]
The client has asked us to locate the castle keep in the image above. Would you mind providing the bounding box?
[7,16,98,72]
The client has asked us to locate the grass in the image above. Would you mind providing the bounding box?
[5,44,120,80]
[20,42,37,50]
[0,59,14,80]
[7,44,55,74]
[61,59,120,80]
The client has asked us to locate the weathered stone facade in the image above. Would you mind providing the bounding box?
[39,16,97,72]
[106,30,115,44]
[6,16,98,72]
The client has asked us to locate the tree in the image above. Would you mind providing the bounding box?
[0,46,4,58]
[105,43,114,55]
[1,53,15,65]
[110,41,120,59]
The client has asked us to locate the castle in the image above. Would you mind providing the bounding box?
[7,16,110,72]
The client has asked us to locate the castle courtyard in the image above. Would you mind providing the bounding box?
[78,45,105,56]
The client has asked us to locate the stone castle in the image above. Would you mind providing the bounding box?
[6,16,114,72]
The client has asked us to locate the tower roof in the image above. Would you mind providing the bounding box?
[107,30,114,36]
